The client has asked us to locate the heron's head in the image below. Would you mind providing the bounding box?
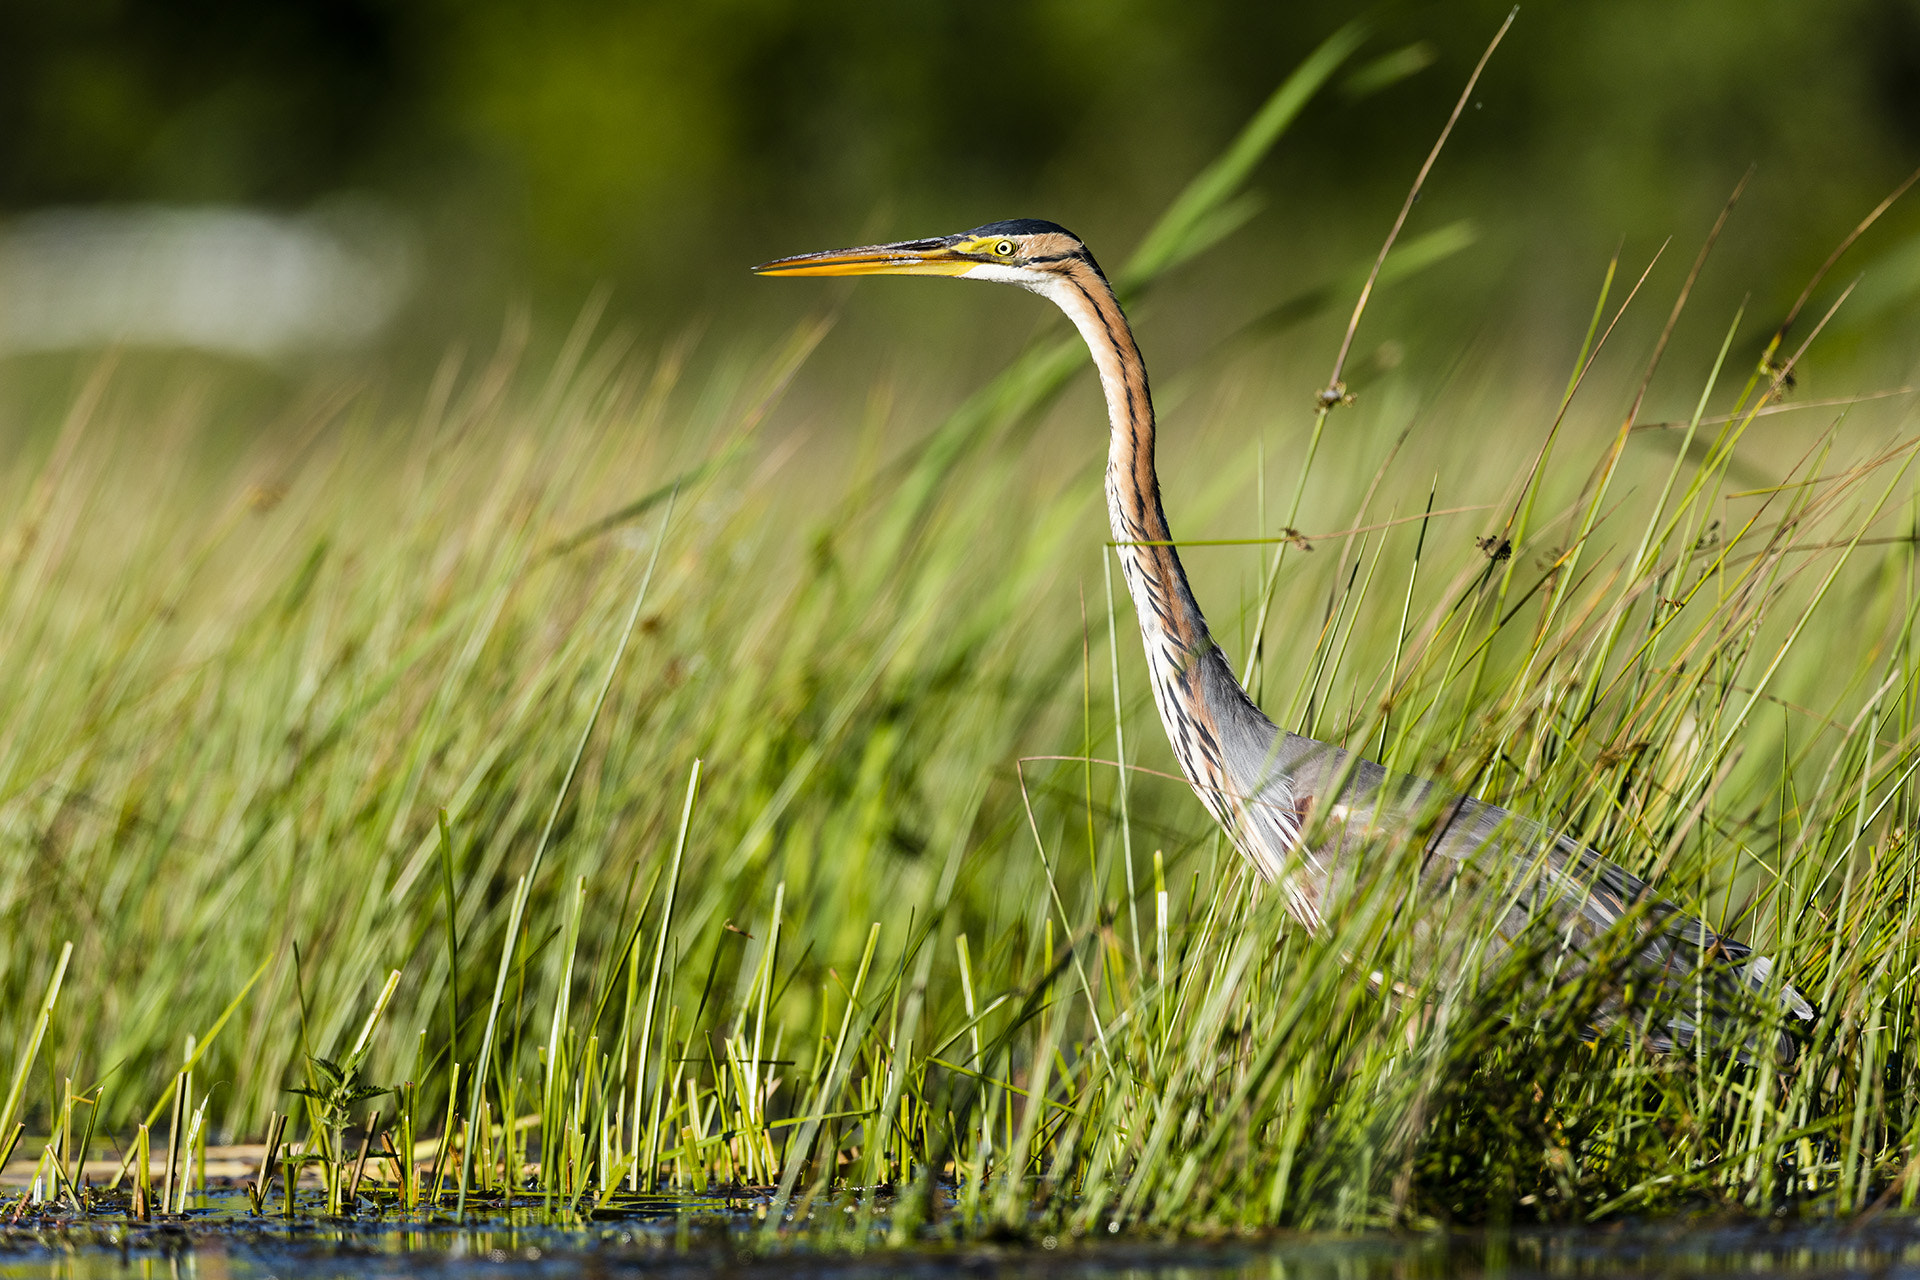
[752,219,1097,294]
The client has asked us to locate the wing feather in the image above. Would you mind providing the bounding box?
[1217,721,1814,1062]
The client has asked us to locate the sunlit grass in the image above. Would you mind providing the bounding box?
[2,27,1919,1241]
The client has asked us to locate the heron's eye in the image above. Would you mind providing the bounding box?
[994,239,1016,257]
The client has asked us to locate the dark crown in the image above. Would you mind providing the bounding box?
[964,218,1079,241]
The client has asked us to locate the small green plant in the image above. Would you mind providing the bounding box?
[288,1053,392,1214]
[287,972,402,1213]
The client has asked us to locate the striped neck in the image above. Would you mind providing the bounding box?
[1026,253,1300,889]
[1033,261,1212,659]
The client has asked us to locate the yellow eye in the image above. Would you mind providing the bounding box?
[994,239,1016,257]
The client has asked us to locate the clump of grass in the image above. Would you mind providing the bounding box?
[1,24,1918,1242]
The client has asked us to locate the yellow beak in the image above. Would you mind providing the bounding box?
[752,236,976,278]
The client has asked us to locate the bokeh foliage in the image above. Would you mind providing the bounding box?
[3,0,1918,346]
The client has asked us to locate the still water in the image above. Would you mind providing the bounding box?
[0,1188,1914,1280]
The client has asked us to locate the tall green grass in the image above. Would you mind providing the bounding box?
[2,28,1919,1237]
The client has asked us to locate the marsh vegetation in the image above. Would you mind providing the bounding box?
[1,34,1918,1246]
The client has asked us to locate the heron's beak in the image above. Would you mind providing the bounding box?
[753,237,974,278]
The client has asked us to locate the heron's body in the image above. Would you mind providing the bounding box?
[757,219,1815,1060]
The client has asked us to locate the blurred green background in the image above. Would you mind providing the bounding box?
[3,0,1918,386]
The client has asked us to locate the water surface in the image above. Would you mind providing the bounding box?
[0,1188,1915,1280]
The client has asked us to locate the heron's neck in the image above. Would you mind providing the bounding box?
[1038,266,1212,657]
[1035,259,1296,886]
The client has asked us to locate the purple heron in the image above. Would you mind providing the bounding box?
[756,219,1815,1061]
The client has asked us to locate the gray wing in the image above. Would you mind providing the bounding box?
[1250,731,1817,1062]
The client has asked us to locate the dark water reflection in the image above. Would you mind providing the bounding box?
[0,1189,1916,1280]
